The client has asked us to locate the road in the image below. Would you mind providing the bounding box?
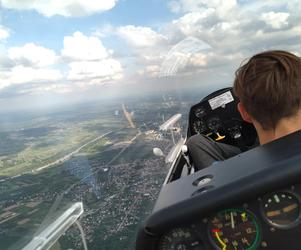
[63,131,141,194]
[35,131,113,172]
[0,131,113,183]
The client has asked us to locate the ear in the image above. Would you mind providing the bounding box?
[237,102,253,123]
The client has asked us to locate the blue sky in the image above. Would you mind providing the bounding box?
[0,0,301,111]
[2,0,176,50]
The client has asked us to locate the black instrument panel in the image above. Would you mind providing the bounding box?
[157,185,301,250]
[188,88,257,150]
[136,87,301,250]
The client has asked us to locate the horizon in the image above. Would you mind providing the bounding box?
[1,0,301,112]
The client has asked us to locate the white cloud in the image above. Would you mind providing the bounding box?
[172,11,214,36]
[8,43,57,67]
[117,25,167,47]
[93,23,115,38]
[0,26,10,40]
[168,0,237,17]
[114,25,168,79]
[158,37,211,77]
[0,31,124,93]
[0,72,10,90]
[156,0,301,79]
[168,0,208,13]
[0,43,62,91]
[167,1,301,52]
[0,66,63,90]
[8,66,62,84]
[62,32,123,86]
[32,84,73,94]
[62,31,109,61]
[2,0,301,97]
[189,53,207,67]
[0,0,117,17]
[138,65,161,78]
[261,12,290,29]
[67,59,122,83]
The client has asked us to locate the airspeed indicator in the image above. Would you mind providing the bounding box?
[158,227,204,250]
[208,209,260,250]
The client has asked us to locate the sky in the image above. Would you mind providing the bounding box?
[0,0,301,111]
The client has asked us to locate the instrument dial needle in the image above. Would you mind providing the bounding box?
[231,212,235,229]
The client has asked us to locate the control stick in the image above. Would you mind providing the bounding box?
[181,145,192,174]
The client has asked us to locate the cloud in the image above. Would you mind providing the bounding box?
[61,31,109,61]
[159,37,211,76]
[0,44,62,92]
[117,25,167,47]
[0,0,117,17]
[114,25,171,80]
[168,0,237,17]
[2,0,301,99]
[138,65,161,78]
[62,32,123,86]
[92,23,115,38]
[67,59,123,83]
[19,0,296,86]
[171,11,214,36]
[189,53,207,67]
[0,26,10,40]
[0,66,63,90]
[30,83,73,94]
[0,30,123,95]
[155,0,301,80]
[166,1,301,52]
[10,66,62,83]
[8,43,57,67]
[260,12,290,29]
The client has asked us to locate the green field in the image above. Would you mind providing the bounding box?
[0,105,126,177]
[0,98,182,249]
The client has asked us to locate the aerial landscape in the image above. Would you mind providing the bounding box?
[1,0,299,249]
[0,94,195,250]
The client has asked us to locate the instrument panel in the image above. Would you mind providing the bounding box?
[188,89,257,149]
[157,186,301,250]
[136,91,301,250]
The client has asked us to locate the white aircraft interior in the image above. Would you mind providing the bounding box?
[136,87,301,250]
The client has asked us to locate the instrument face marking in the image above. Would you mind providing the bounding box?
[215,231,227,250]
[231,212,235,229]
[274,195,280,203]
[262,191,301,228]
[158,227,203,250]
[267,210,281,218]
[208,209,260,250]
[283,203,298,213]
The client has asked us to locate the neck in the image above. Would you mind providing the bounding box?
[254,112,301,145]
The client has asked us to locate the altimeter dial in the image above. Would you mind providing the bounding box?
[193,120,207,134]
[194,107,206,118]
[208,209,260,250]
[158,227,204,250]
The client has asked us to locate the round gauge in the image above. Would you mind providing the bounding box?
[158,227,204,250]
[208,209,260,250]
[261,191,301,229]
[225,119,243,139]
[195,107,206,118]
[193,120,207,134]
[207,116,222,132]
